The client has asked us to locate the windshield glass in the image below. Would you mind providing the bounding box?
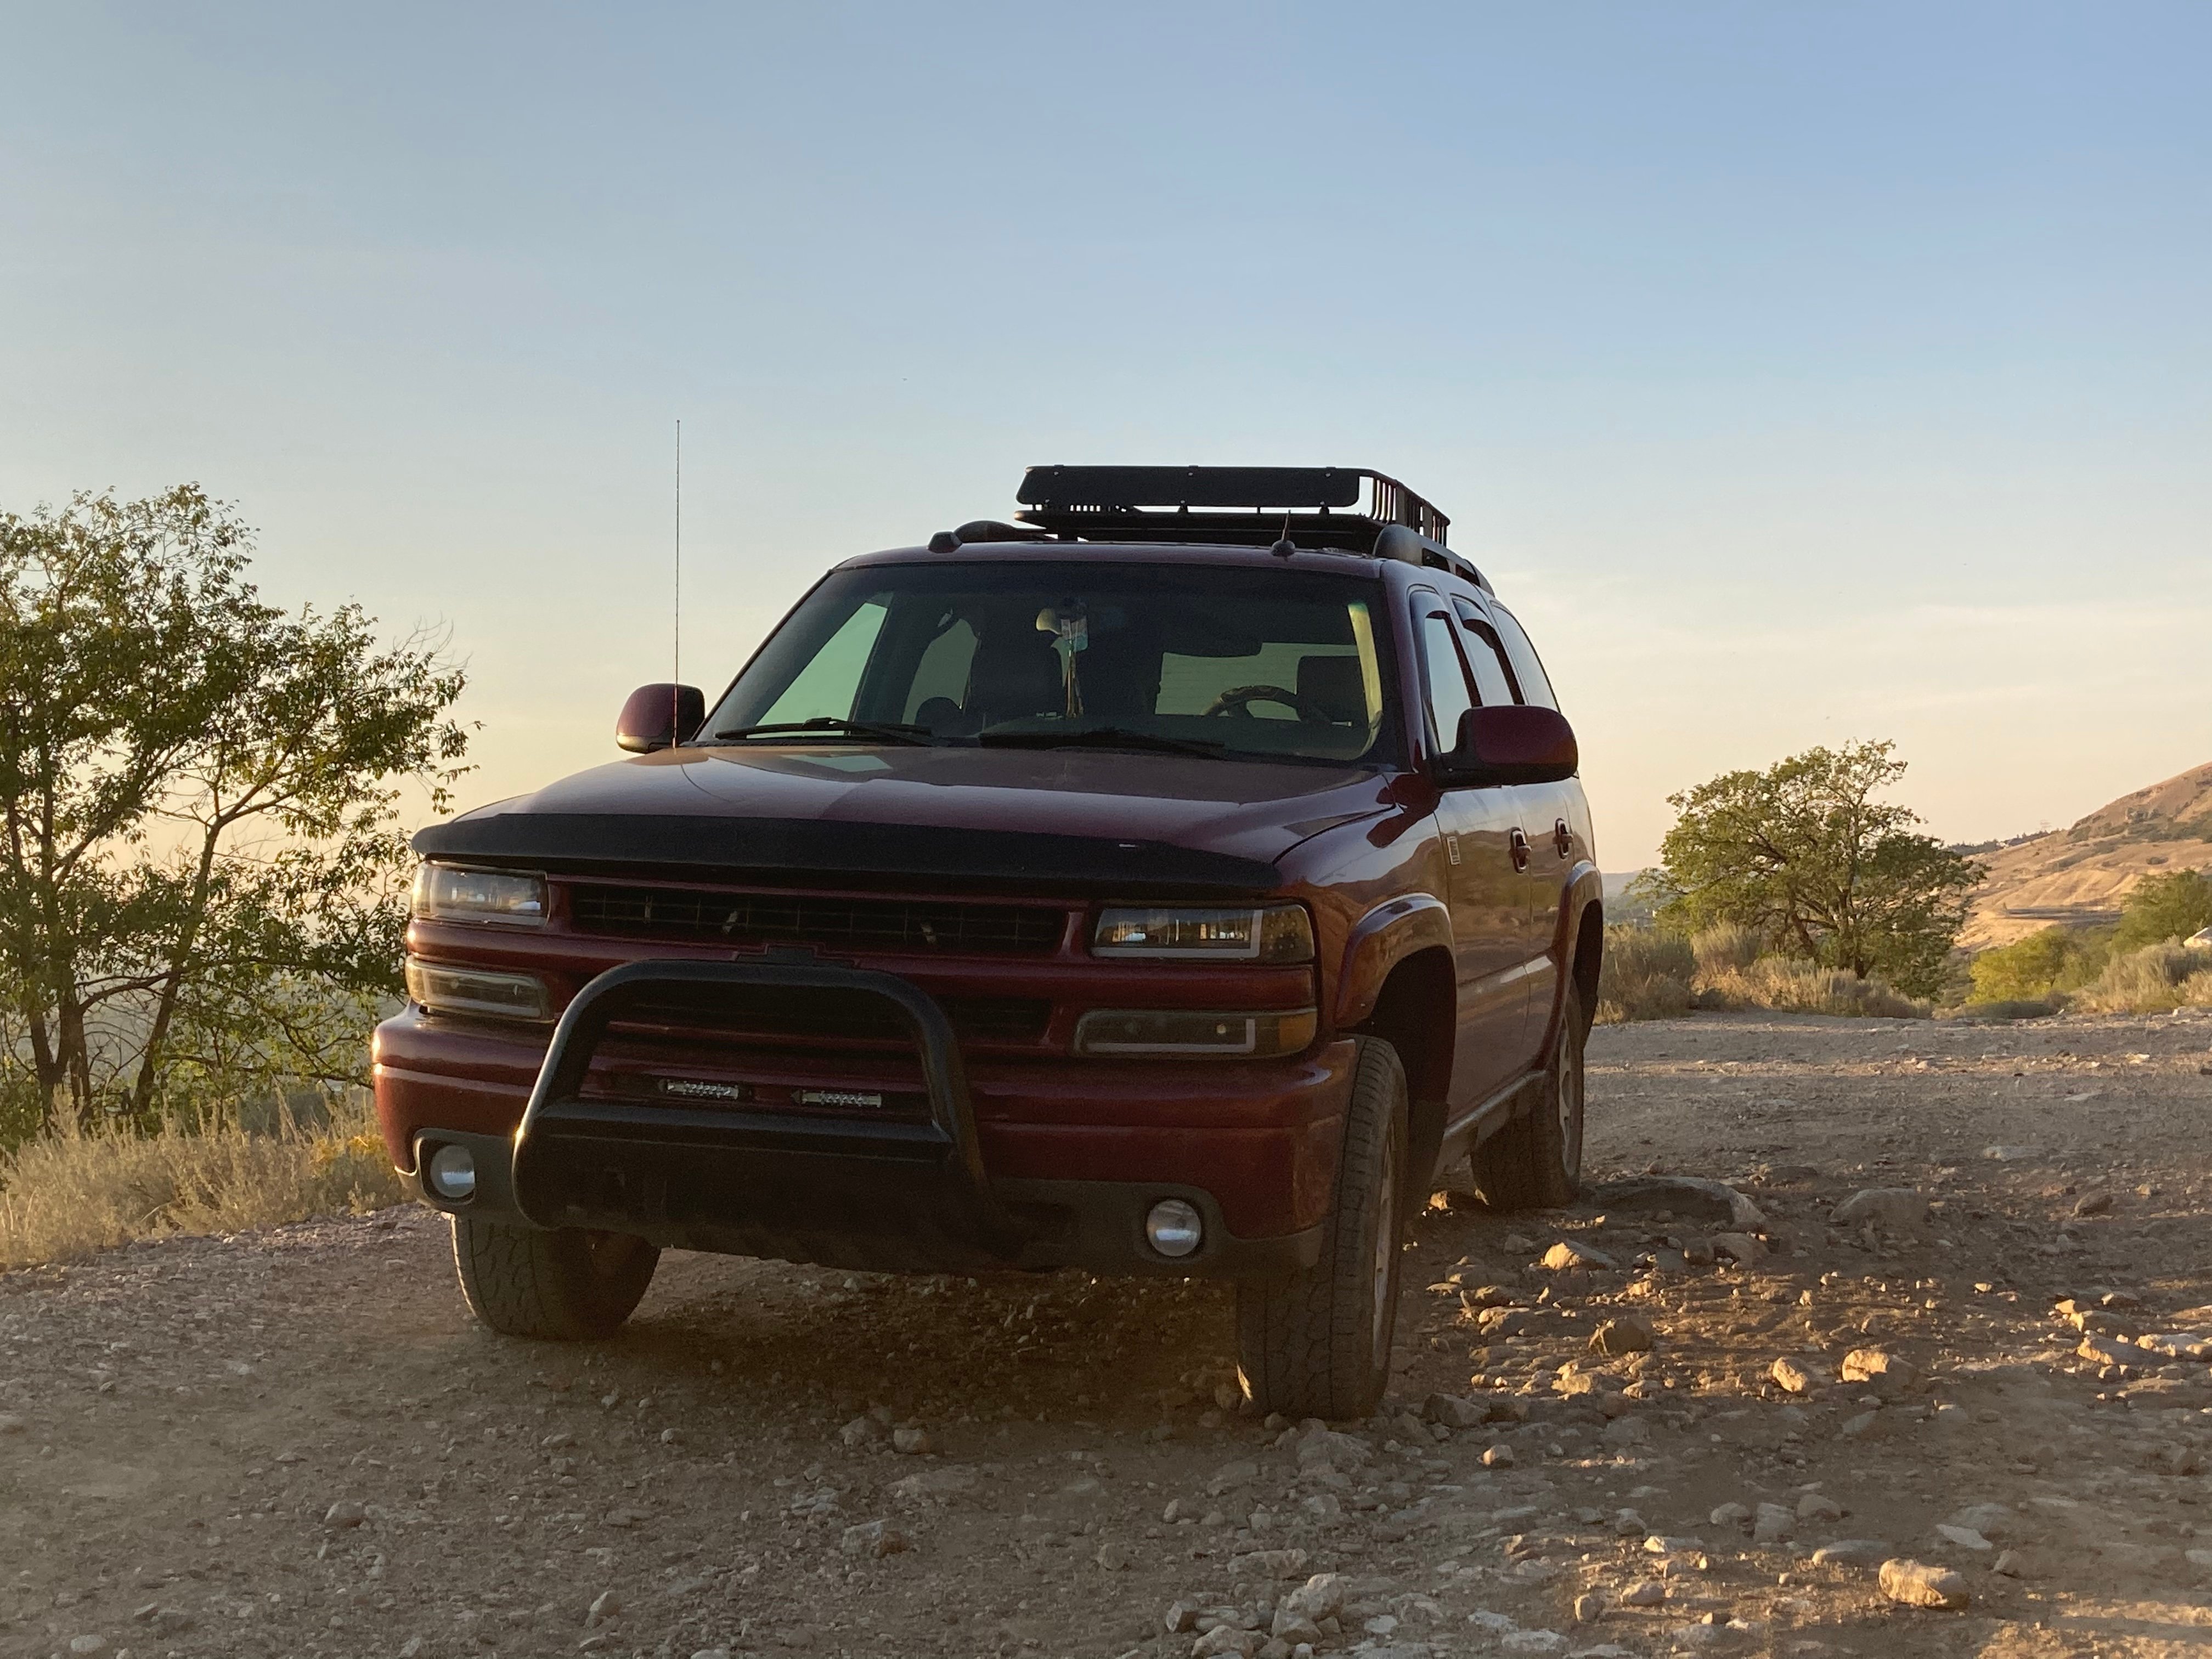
[706,561,1400,766]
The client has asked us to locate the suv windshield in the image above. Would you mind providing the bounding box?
[706,561,1400,766]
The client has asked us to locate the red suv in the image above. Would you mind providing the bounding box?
[376,466,1600,1419]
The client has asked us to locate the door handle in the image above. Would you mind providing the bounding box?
[1509,827,1531,872]
[1554,818,1573,860]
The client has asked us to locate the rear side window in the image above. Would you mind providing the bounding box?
[1487,605,1559,711]
[1414,601,1475,750]
[1451,600,1518,707]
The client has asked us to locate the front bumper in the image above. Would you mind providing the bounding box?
[383,958,1346,1277]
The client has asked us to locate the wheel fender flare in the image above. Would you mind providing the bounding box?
[1333,893,1453,1029]
[1534,862,1606,1053]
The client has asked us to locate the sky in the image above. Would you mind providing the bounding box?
[4,2,2208,868]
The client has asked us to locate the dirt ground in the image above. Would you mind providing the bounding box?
[7,1009,2212,1659]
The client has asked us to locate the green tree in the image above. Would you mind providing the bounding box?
[0,486,469,1137]
[2111,869,2212,952]
[1644,740,1981,998]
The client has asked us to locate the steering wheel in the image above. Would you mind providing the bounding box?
[1202,684,1330,724]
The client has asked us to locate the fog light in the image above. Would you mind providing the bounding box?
[426,1143,477,1201]
[1144,1198,1204,1259]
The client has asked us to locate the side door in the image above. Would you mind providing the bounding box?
[1409,591,1529,1105]
[1483,601,1581,1041]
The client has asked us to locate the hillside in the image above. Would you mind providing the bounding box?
[1961,759,2212,949]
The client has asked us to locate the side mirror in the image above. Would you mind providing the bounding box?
[1442,704,1578,786]
[616,683,705,753]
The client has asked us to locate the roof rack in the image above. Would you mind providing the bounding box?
[1007,465,1486,589]
[1015,465,1448,547]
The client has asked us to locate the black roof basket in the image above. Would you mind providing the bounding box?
[1015,465,1451,551]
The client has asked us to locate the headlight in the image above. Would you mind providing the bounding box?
[405,958,551,1022]
[1071,1008,1317,1058]
[1091,905,1313,963]
[411,862,547,926]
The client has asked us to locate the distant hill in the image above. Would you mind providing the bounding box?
[1960,761,2212,950]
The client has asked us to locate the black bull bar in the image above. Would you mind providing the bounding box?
[509,958,1034,1266]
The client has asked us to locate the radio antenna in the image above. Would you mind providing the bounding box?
[672,417,682,743]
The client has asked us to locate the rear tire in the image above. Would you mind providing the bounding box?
[1471,983,1588,1211]
[451,1216,660,1340]
[1235,1037,1409,1420]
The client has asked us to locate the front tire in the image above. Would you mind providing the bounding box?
[451,1216,660,1340]
[1235,1037,1409,1420]
[1470,982,1588,1211]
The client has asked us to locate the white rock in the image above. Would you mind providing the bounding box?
[1833,1188,1929,1231]
[1500,1633,1568,1654]
[1879,1558,1970,1609]
[1542,1240,1617,1271]
[1770,1356,1831,1394]
[1935,1525,1993,1551]
[1709,1502,1751,1528]
[1753,1503,1796,1545]
[1944,1503,2019,1543]
[1279,1573,1347,1622]
[1810,1538,1890,1567]
[585,1590,622,1628]
[1797,1491,1844,1522]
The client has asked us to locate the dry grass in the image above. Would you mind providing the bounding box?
[1596,927,1696,1023]
[1600,924,1928,1023]
[2071,942,2212,1015]
[0,1093,403,1270]
[1696,956,1928,1019]
[1691,922,1764,978]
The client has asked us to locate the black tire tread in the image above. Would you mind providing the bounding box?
[1472,985,1587,1212]
[1235,1037,1407,1420]
[451,1216,659,1341]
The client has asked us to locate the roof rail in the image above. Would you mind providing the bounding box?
[1014,465,1451,550]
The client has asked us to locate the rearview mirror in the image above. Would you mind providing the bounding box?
[616,683,704,753]
[1442,704,1578,786]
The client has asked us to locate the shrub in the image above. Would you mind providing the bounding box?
[0,1093,403,1269]
[2072,942,2212,1015]
[1691,923,1763,978]
[1596,927,1696,1023]
[1697,957,1928,1019]
[1968,926,2112,1005]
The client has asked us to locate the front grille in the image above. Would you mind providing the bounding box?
[568,884,1064,957]
[611,985,1052,1047]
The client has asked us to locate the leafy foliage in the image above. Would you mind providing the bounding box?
[1967,925,2111,1005]
[0,487,468,1138]
[2111,868,2212,952]
[1643,741,1980,998]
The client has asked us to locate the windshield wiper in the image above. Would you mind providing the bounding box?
[713,717,940,746]
[978,725,1228,759]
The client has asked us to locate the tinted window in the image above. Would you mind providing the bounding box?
[1451,600,1518,707]
[1414,602,1475,752]
[709,561,1401,766]
[1488,605,1559,710]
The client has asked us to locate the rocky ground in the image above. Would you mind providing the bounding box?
[6,1009,2212,1659]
